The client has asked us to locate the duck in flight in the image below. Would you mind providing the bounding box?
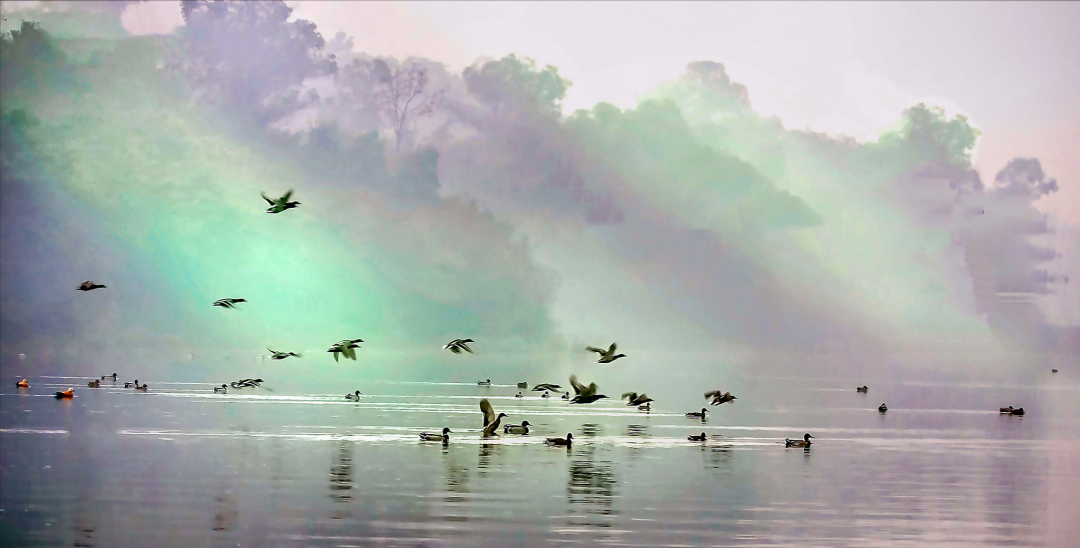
[231,378,264,388]
[261,189,300,214]
[568,375,608,404]
[479,398,508,437]
[686,408,708,419]
[268,348,301,360]
[622,392,654,406]
[77,281,106,291]
[705,390,736,405]
[445,339,475,354]
[419,427,451,442]
[328,339,363,361]
[785,433,814,448]
[532,383,562,392]
[213,298,247,309]
[586,343,626,364]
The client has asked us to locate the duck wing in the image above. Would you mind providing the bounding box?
[343,345,356,360]
[569,375,587,396]
[585,382,598,397]
[281,189,293,203]
[704,390,723,399]
[621,392,638,401]
[585,346,605,355]
[608,342,617,355]
[261,192,276,206]
[480,398,496,427]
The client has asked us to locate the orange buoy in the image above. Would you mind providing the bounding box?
[55,388,74,399]
[16,379,29,388]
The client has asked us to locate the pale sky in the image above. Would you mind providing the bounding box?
[23,1,1080,223]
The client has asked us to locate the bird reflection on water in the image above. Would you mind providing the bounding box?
[567,424,618,528]
[329,442,354,519]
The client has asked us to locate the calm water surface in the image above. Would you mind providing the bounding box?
[2,373,1079,547]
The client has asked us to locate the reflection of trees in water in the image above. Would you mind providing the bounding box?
[567,423,617,527]
[328,442,353,519]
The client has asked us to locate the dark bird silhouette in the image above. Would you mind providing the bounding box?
[585,343,626,363]
[687,432,707,442]
[621,392,654,406]
[878,403,888,413]
[214,384,227,393]
[704,390,737,405]
[532,383,562,392]
[345,390,361,401]
[445,338,474,354]
[77,281,106,291]
[686,408,708,419]
[480,399,507,437]
[230,378,264,388]
[268,348,301,360]
[213,298,247,309]
[545,433,573,446]
[262,189,300,214]
[569,375,608,404]
[856,386,868,393]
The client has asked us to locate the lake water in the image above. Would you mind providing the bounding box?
[2,372,1078,547]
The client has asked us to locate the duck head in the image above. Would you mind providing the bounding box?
[520,421,531,427]
[803,433,814,442]
[442,427,452,435]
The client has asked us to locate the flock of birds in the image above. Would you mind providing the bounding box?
[20,189,1042,449]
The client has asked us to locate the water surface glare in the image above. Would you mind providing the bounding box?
[2,375,1078,547]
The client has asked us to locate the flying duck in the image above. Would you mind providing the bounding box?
[878,403,888,413]
[268,348,301,360]
[55,388,74,398]
[568,375,609,404]
[480,399,508,437]
[419,427,451,442]
[856,386,869,393]
[532,383,562,392]
[77,281,106,291]
[328,339,363,361]
[687,432,707,442]
[345,390,362,401]
[261,189,300,214]
[503,421,531,435]
[545,433,573,446]
[586,343,626,364]
[212,298,247,309]
[705,390,736,405]
[622,392,654,406]
[230,378,264,388]
[785,433,814,448]
[214,384,227,393]
[686,408,708,419]
[445,339,474,354]
[16,379,29,388]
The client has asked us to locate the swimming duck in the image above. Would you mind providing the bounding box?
[261,189,300,214]
[999,405,1014,413]
[532,383,562,392]
[638,402,651,411]
[77,281,106,291]
[1051,369,1058,373]
[480,399,508,437]
[686,408,708,419]
[345,390,362,401]
[445,339,474,354]
[568,375,609,404]
[136,383,148,391]
[545,433,573,446]
[477,379,491,386]
[704,390,737,405]
[878,403,888,413]
[268,348,301,360]
[515,392,523,398]
[856,386,869,393]
[16,379,29,388]
[503,421,531,435]
[561,392,570,400]
[111,373,117,381]
[586,343,626,364]
[214,384,228,393]
[621,392,654,406]
[124,381,135,388]
[517,382,528,389]
[541,391,550,398]
[1001,406,1025,415]
[687,432,708,442]
[55,388,74,399]
[419,427,451,442]
[212,298,247,309]
[785,433,814,448]
[87,380,100,388]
